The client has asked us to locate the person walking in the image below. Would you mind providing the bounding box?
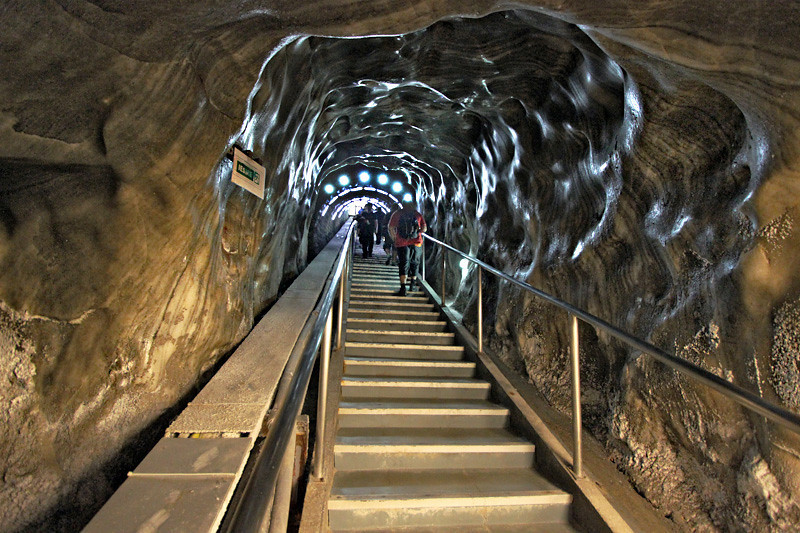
[356,203,378,258]
[375,209,387,246]
[388,199,426,296]
[380,210,396,265]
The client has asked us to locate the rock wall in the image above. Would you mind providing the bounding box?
[1,1,799,531]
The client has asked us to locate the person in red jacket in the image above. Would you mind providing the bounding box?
[388,200,427,296]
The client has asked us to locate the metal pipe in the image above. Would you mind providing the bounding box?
[313,311,333,480]
[267,432,295,533]
[440,249,446,306]
[225,222,355,533]
[420,234,800,436]
[421,240,426,281]
[336,261,345,350]
[570,314,583,478]
[477,266,483,353]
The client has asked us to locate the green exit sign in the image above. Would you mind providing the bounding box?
[231,147,266,198]
[236,161,259,184]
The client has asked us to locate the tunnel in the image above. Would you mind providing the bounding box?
[2,1,800,531]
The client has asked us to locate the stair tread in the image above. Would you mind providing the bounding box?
[344,357,473,366]
[348,329,453,337]
[330,469,569,502]
[346,342,462,350]
[351,296,429,302]
[348,309,439,317]
[347,318,447,325]
[350,280,399,283]
[342,376,487,387]
[333,524,577,533]
[351,280,406,285]
[349,289,424,296]
[350,301,433,308]
[336,427,531,447]
[339,398,506,411]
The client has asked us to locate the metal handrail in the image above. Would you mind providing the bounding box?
[422,233,800,477]
[224,221,356,532]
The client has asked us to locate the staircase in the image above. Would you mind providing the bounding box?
[327,250,577,532]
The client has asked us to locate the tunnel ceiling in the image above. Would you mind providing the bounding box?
[2,1,800,532]
[242,11,628,233]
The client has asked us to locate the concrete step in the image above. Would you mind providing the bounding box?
[346,318,448,333]
[337,399,509,428]
[350,280,415,289]
[352,264,396,270]
[331,524,577,533]
[345,342,464,360]
[352,263,396,269]
[334,427,534,471]
[349,293,429,304]
[350,285,424,296]
[346,329,455,345]
[351,268,397,276]
[341,376,490,400]
[350,287,423,296]
[350,274,408,281]
[353,257,391,264]
[349,300,435,312]
[328,469,572,530]
[347,308,440,321]
[351,277,400,284]
[343,357,476,378]
[352,274,399,281]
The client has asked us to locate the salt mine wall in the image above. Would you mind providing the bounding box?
[1,1,799,531]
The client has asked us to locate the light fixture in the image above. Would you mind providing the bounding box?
[391,182,403,193]
[358,171,370,183]
[460,258,469,269]
[402,193,413,202]
[377,174,389,186]
[338,174,350,186]
[323,184,335,194]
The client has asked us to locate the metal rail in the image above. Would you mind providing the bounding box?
[422,233,800,478]
[224,221,355,532]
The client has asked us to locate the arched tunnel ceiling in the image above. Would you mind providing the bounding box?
[2,1,800,531]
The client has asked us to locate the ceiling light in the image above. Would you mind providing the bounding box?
[377,174,389,186]
[324,184,335,194]
[338,174,350,186]
[358,171,370,183]
[391,182,403,193]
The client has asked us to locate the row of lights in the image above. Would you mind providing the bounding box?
[323,171,413,202]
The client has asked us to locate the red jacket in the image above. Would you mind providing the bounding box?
[388,209,426,247]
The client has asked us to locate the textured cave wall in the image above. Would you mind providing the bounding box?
[0,2,317,530]
[424,9,800,533]
[2,1,800,532]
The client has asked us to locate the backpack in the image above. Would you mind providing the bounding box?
[397,212,420,240]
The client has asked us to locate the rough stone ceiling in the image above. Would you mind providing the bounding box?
[1,1,800,531]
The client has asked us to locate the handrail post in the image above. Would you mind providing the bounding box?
[336,264,345,350]
[336,234,350,351]
[477,266,483,353]
[421,239,426,281]
[570,313,583,478]
[313,311,333,480]
[440,248,446,306]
